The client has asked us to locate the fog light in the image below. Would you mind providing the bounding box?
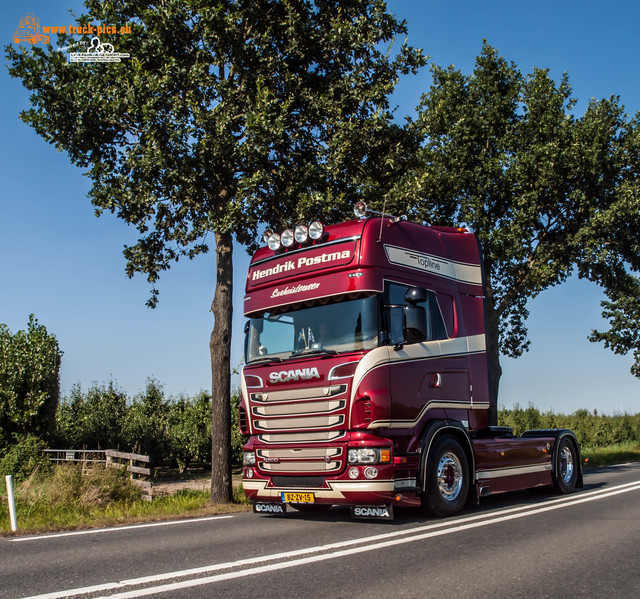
[243,451,256,466]
[246,468,254,479]
[348,467,359,479]
[364,466,378,479]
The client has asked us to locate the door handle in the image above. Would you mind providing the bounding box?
[429,373,442,388]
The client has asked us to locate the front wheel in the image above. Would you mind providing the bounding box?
[553,437,579,494]
[423,436,469,517]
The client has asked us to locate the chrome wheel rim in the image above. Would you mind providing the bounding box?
[560,446,574,483]
[437,452,463,502]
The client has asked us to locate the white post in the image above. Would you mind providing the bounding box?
[5,475,18,532]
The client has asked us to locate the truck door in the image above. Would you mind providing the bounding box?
[385,282,453,429]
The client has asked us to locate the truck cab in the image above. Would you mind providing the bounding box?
[240,204,581,519]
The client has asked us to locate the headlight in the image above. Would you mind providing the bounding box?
[243,451,256,466]
[347,447,391,465]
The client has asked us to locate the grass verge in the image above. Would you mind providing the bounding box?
[0,464,249,536]
[581,443,640,468]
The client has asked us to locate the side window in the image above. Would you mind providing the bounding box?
[384,282,448,344]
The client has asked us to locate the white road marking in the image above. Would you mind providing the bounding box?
[20,480,640,599]
[10,515,234,543]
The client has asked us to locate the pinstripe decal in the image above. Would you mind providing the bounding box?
[384,244,482,285]
[476,463,552,480]
[367,401,490,430]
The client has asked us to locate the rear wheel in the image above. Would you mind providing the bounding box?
[423,436,469,517]
[553,437,578,494]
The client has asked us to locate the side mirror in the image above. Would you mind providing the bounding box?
[403,304,427,343]
[404,287,427,304]
[402,287,428,343]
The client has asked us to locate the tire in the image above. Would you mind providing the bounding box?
[423,436,469,517]
[553,437,578,494]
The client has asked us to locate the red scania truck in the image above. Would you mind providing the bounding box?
[240,202,582,519]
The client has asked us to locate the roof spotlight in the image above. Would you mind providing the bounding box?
[267,232,281,251]
[294,224,309,244]
[262,228,274,244]
[281,228,295,247]
[309,221,324,240]
[354,201,367,218]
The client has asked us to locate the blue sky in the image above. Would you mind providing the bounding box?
[1,1,639,414]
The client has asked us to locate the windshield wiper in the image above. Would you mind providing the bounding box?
[248,356,283,364]
[290,348,337,357]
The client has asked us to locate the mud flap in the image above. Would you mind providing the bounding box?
[253,502,287,515]
[351,505,394,520]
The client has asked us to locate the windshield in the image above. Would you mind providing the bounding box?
[245,294,378,363]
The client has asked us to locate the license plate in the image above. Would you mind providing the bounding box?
[281,492,315,503]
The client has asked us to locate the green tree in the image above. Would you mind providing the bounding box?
[397,43,640,419]
[0,315,62,449]
[123,379,171,465]
[55,381,128,449]
[7,1,424,501]
[169,391,212,472]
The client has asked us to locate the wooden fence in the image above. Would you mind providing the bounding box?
[44,449,154,499]
[105,450,153,499]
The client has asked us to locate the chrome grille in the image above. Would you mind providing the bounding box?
[254,415,344,431]
[259,432,346,444]
[257,447,343,473]
[260,462,341,472]
[251,385,346,403]
[258,448,342,459]
[252,400,345,417]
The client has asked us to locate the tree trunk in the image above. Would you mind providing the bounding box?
[483,267,502,427]
[210,231,233,503]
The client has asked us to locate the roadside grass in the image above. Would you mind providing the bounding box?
[581,443,640,468]
[0,464,249,536]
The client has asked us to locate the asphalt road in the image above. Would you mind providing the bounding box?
[2,463,639,599]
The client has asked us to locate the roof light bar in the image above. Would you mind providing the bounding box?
[263,220,325,251]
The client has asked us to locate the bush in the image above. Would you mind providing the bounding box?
[0,434,50,482]
[230,390,245,467]
[498,403,640,448]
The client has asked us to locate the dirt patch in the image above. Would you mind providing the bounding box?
[151,472,242,497]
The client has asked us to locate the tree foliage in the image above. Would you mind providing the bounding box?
[55,381,128,450]
[392,43,640,412]
[0,315,62,449]
[6,0,425,501]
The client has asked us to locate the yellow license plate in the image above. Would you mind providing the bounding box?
[281,492,315,503]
